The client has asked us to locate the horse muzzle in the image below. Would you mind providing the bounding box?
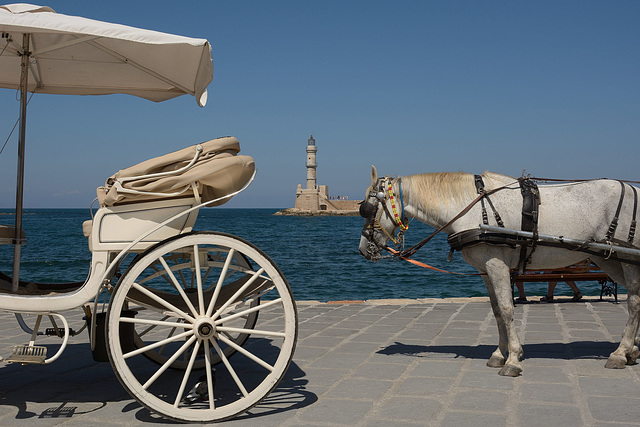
[359,231,383,262]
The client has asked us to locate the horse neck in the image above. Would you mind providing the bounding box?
[397,173,478,229]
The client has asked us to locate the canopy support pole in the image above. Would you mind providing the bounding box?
[12,33,29,293]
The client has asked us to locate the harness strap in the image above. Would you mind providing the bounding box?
[606,180,626,241]
[474,175,504,227]
[475,175,489,225]
[629,185,638,245]
[517,178,540,274]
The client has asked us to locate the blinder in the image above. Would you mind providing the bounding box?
[359,201,376,219]
[359,176,408,251]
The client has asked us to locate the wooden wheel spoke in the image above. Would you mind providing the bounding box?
[215,298,281,325]
[174,340,202,407]
[136,314,171,338]
[205,248,235,317]
[159,256,199,318]
[210,338,249,397]
[217,333,274,372]
[143,335,198,390]
[202,340,216,409]
[216,325,285,338]
[131,283,196,324]
[125,329,193,359]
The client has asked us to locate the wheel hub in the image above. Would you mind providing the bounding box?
[193,317,216,340]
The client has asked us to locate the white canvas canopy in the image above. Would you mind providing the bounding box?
[0,3,214,291]
[0,3,213,105]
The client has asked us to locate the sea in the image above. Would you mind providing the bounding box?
[0,208,615,302]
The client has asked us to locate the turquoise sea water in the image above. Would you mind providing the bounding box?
[0,208,615,302]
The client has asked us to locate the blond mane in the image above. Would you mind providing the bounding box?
[403,171,515,213]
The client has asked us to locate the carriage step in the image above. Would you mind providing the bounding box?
[45,327,75,337]
[6,345,47,364]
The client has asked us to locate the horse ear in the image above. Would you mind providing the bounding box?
[371,165,378,186]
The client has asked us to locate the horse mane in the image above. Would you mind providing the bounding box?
[403,171,515,214]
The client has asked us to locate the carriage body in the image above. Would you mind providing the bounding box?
[0,137,298,423]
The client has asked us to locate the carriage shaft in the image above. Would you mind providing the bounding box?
[478,224,640,258]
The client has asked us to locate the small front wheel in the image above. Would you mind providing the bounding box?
[106,232,297,423]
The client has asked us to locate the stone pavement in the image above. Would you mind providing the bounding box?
[1,295,640,426]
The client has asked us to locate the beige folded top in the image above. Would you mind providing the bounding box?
[97,137,255,207]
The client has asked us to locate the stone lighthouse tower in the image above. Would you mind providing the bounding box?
[306,134,317,189]
[288,134,361,214]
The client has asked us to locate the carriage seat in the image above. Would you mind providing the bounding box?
[96,136,255,207]
[83,137,255,252]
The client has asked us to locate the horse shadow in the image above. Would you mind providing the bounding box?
[0,341,316,423]
[377,340,618,361]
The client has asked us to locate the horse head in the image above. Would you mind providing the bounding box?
[358,165,407,261]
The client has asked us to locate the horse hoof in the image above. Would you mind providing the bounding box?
[498,364,522,377]
[605,354,627,369]
[626,347,640,365]
[487,355,505,368]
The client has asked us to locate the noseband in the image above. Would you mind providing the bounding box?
[360,176,409,249]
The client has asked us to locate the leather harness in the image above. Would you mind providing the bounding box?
[447,178,640,267]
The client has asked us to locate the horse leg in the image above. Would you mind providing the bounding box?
[483,258,523,376]
[482,275,507,368]
[601,263,640,369]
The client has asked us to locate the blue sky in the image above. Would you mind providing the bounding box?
[0,1,638,208]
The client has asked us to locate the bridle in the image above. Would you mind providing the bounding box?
[359,176,409,251]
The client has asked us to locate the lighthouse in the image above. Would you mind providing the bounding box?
[306,135,317,189]
[290,134,360,214]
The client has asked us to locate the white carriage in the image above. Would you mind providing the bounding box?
[0,5,298,421]
[0,136,298,423]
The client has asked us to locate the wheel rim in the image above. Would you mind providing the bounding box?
[106,232,297,423]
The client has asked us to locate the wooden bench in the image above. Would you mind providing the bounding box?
[510,264,618,303]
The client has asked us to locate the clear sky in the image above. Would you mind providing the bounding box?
[0,1,638,209]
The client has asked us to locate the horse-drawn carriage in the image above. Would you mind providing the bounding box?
[0,137,298,423]
[0,4,297,422]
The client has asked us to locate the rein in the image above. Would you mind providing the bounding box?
[531,177,640,185]
[386,247,484,276]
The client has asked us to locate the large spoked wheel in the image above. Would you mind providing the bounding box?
[131,250,260,369]
[106,232,298,423]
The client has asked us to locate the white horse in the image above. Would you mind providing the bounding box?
[358,166,640,376]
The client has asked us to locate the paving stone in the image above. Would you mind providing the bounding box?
[325,378,392,401]
[588,396,640,423]
[579,377,640,396]
[519,382,575,404]
[396,377,453,396]
[298,398,374,424]
[351,362,409,381]
[371,396,442,423]
[518,403,584,427]
[408,359,465,378]
[450,390,510,411]
[458,371,517,390]
[441,411,507,427]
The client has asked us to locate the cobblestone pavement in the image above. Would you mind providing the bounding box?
[1,296,639,426]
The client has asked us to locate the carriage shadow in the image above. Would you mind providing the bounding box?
[0,341,316,423]
[377,340,619,361]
